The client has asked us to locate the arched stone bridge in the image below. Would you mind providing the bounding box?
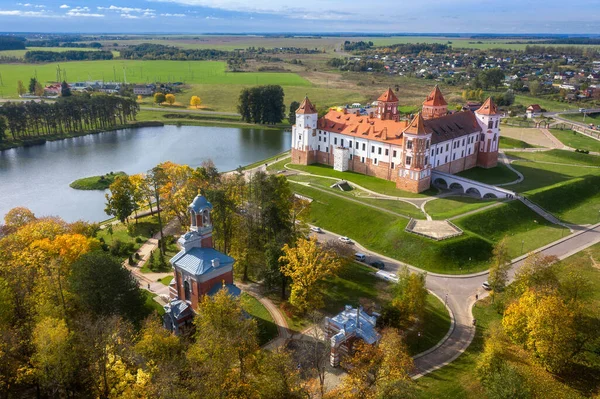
[431,170,516,199]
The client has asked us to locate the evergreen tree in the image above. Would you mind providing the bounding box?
[60,80,71,97]
[288,101,300,125]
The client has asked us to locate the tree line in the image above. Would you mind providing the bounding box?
[238,85,286,124]
[0,36,26,51]
[343,40,374,51]
[24,50,114,63]
[0,95,138,143]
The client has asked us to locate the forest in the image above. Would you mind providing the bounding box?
[23,50,114,63]
[0,36,26,51]
[238,85,286,125]
[0,95,138,142]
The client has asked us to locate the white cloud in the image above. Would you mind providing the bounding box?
[205,16,221,19]
[16,2,45,7]
[66,7,104,17]
[98,5,155,13]
[59,4,70,8]
[120,13,139,18]
[70,6,90,12]
[0,9,47,16]
[161,13,186,17]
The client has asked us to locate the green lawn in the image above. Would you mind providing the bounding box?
[406,294,452,356]
[287,175,424,218]
[514,95,579,112]
[240,293,279,346]
[560,112,600,125]
[0,60,310,88]
[454,201,566,258]
[455,164,519,185]
[69,171,126,190]
[506,149,600,167]
[0,46,111,58]
[416,242,600,398]
[425,197,500,220]
[142,290,165,316]
[286,163,436,198]
[499,136,538,149]
[509,160,600,193]
[549,128,600,153]
[158,275,173,286]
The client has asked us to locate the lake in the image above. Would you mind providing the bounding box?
[0,125,291,222]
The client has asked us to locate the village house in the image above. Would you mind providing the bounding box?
[526,104,543,118]
[133,84,155,96]
[291,86,500,193]
[163,193,239,334]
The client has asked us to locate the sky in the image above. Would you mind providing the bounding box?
[0,0,599,34]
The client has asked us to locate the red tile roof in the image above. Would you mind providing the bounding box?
[423,85,447,107]
[403,113,432,136]
[318,110,408,145]
[476,97,498,115]
[296,96,317,114]
[377,88,399,103]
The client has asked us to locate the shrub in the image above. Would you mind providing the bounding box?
[135,237,143,243]
[110,239,123,256]
[135,252,141,260]
[128,254,135,266]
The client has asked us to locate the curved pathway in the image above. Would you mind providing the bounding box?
[312,223,600,379]
[495,151,524,186]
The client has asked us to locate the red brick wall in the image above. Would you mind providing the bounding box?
[396,175,431,193]
[434,162,451,173]
[464,152,478,170]
[477,150,498,169]
[201,236,213,248]
[198,270,234,297]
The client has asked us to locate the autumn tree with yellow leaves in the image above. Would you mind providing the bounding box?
[190,95,201,108]
[165,93,176,105]
[280,235,342,313]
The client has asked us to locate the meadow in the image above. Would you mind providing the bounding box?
[0,60,310,87]
[0,46,116,58]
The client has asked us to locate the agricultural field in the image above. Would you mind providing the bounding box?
[0,60,310,88]
[513,94,579,112]
[498,126,553,147]
[0,47,118,58]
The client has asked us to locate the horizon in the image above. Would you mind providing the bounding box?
[0,0,599,34]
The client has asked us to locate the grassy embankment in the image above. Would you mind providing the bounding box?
[415,242,600,398]
[499,136,538,149]
[507,151,600,225]
[70,171,127,190]
[425,197,500,220]
[560,112,600,125]
[455,164,519,185]
[241,293,279,346]
[549,128,600,153]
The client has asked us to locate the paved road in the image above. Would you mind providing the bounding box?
[311,223,600,378]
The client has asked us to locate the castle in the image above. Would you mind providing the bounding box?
[290,86,500,193]
[163,193,240,334]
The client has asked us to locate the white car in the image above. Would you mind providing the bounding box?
[310,226,323,233]
[375,271,399,283]
[482,281,491,290]
[339,236,352,244]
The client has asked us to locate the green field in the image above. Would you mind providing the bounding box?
[560,112,600,124]
[0,60,310,87]
[514,94,579,112]
[407,294,452,356]
[507,149,600,166]
[549,128,600,153]
[425,197,500,220]
[240,293,278,346]
[499,136,538,149]
[509,160,600,193]
[455,164,519,185]
[0,47,113,58]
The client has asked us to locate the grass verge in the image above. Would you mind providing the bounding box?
[241,293,279,346]
[70,171,127,190]
[425,197,500,220]
[455,164,519,185]
[549,128,600,153]
[506,149,600,167]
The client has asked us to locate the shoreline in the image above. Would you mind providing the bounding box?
[0,118,291,152]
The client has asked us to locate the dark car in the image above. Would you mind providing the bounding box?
[370,260,385,270]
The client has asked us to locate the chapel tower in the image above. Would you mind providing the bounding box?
[291,96,318,165]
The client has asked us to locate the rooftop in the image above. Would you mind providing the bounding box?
[170,247,234,277]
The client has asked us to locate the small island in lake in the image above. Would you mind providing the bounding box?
[70,171,127,190]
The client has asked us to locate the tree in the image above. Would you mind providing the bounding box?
[60,80,71,97]
[528,80,542,96]
[512,253,558,295]
[34,81,44,97]
[288,101,300,125]
[69,251,146,323]
[280,236,342,313]
[4,206,36,228]
[187,289,259,397]
[153,92,166,105]
[165,93,176,105]
[105,175,136,224]
[145,166,167,252]
[30,317,79,396]
[237,85,285,124]
[190,95,201,108]
[329,329,414,399]
[29,77,38,94]
[488,238,511,295]
[17,80,26,96]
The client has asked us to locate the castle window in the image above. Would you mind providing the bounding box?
[374,158,378,165]
[349,154,353,160]
[453,154,456,161]
[461,150,464,157]
[425,156,429,165]
[361,157,365,163]
[319,136,322,142]
[334,137,337,145]
[406,141,413,150]
[445,156,448,163]
[362,143,366,151]
[385,149,389,156]
[406,156,412,165]
[341,139,344,147]
[493,134,497,142]
[356,141,359,149]
[349,140,353,148]
[468,148,471,155]
[495,120,499,128]
[318,145,321,151]
[462,139,465,146]
[426,140,430,149]
[488,120,493,129]
[431,150,434,157]
[445,144,449,151]
[480,133,485,141]
[324,137,327,143]
[391,162,395,169]
[393,150,397,157]
[378,147,382,155]
[299,134,302,141]
[371,146,375,152]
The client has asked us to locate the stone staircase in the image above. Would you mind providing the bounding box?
[518,196,569,229]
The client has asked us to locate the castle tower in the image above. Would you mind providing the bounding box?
[422,85,448,120]
[291,96,318,165]
[397,113,432,193]
[376,88,399,121]
[474,97,500,168]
